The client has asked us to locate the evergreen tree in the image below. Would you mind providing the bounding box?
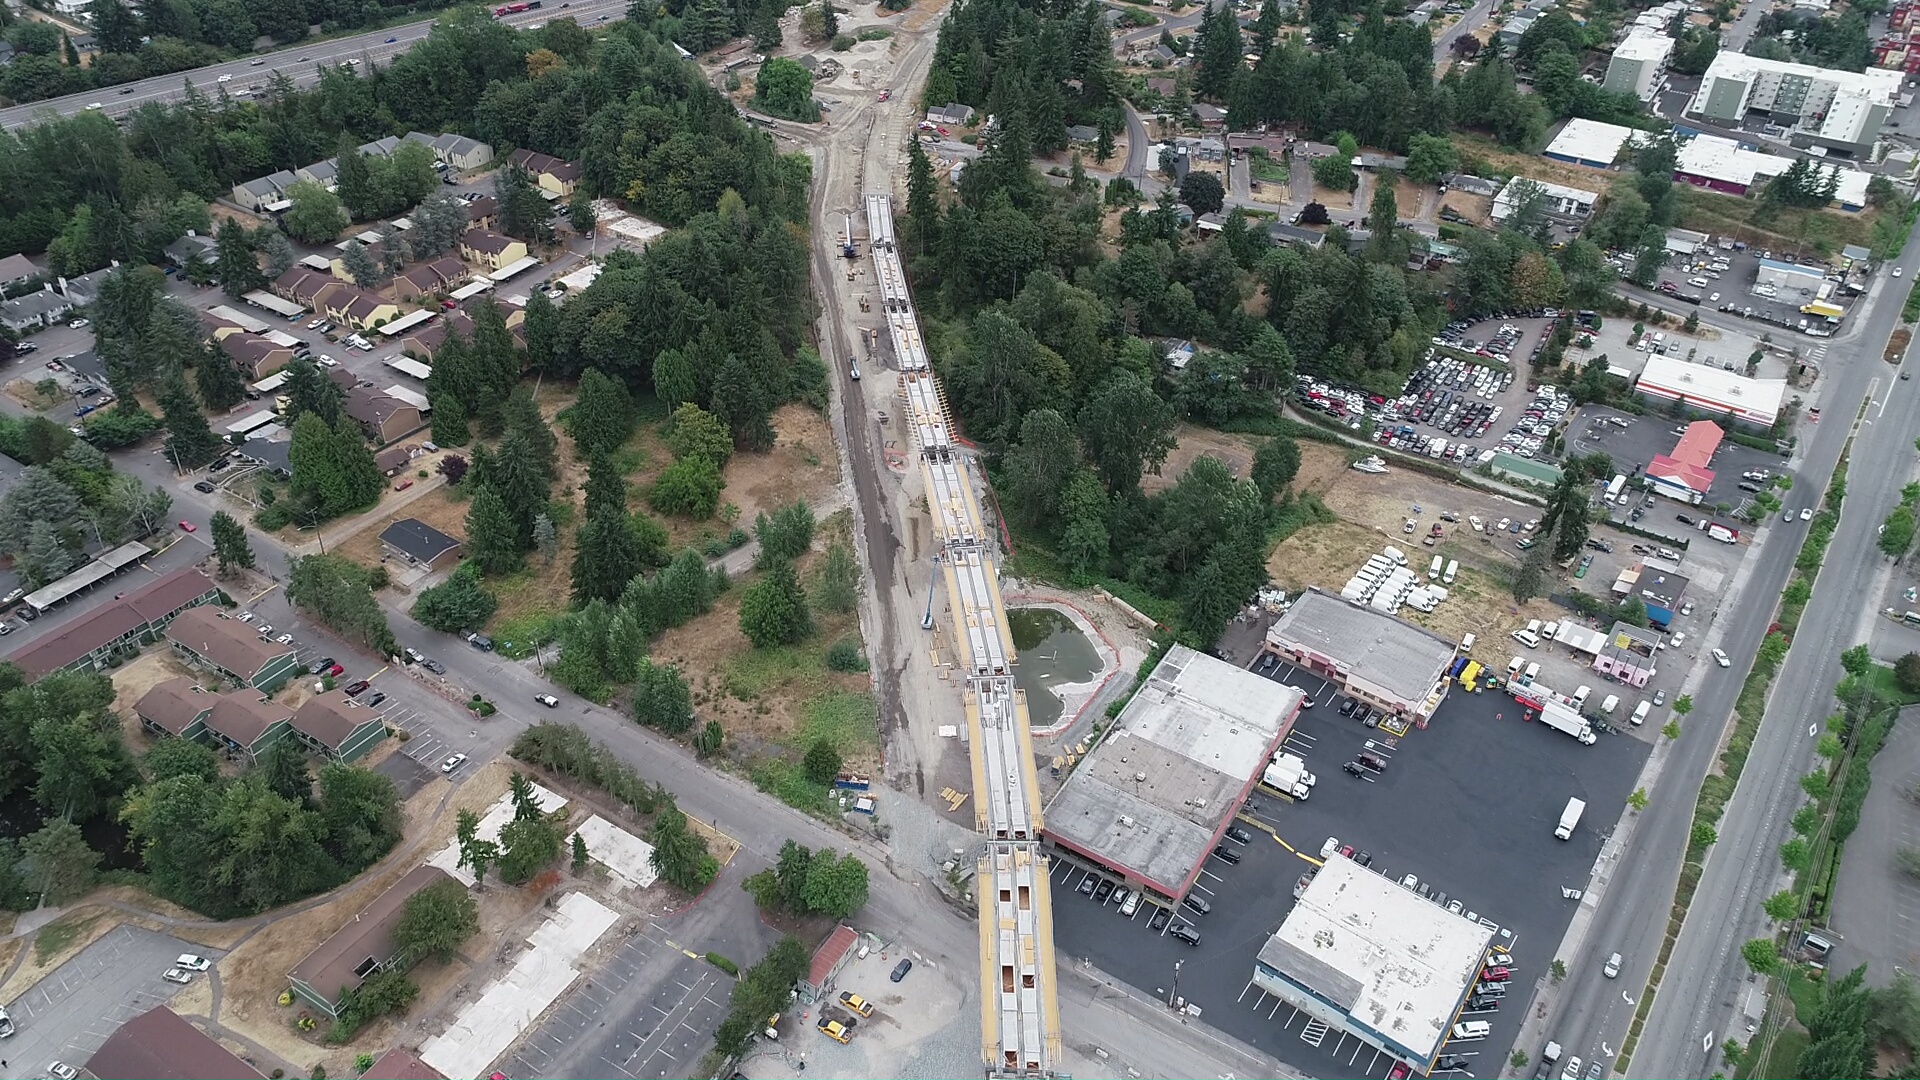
[566,367,635,459]
[738,559,812,646]
[504,389,557,486]
[210,510,255,573]
[430,392,470,446]
[159,379,222,469]
[283,356,344,427]
[571,504,648,606]
[215,218,263,298]
[465,484,524,575]
[195,342,247,411]
[906,137,937,256]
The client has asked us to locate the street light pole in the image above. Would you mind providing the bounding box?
[1169,959,1181,1011]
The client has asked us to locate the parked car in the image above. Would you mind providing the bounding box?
[344,680,371,696]
[175,953,212,971]
[1225,825,1254,845]
[890,958,913,982]
[535,693,560,707]
[193,480,217,493]
[177,520,197,532]
[440,753,468,773]
[309,657,335,674]
[1211,844,1241,864]
[161,969,193,985]
[1169,922,1201,945]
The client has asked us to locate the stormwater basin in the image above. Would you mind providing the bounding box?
[1008,607,1102,729]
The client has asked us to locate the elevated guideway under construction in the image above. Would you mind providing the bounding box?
[863,193,1062,1077]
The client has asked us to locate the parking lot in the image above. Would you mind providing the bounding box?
[0,926,217,1080]
[746,931,978,1079]
[1645,243,1853,334]
[1564,404,1796,520]
[1300,314,1559,467]
[1564,312,1786,384]
[497,923,737,1080]
[1050,657,1650,1079]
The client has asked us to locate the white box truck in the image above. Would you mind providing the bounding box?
[1535,698,1598,745]
[1555,797,1586,840]
[1264,752,1316,799]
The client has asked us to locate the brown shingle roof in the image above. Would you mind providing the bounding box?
[275,266,336,305]
[86,1006,266,1080]
[346,292,392,321]
[135,677,213,735]
[508,147,581,181]
[206,691,293,749]
[465,195,499,223]
[167,606,293,682]
[375,445,412,473]
[461,228,515,256]
[346,386,418,430]
[289,865,454,1006]
[4,568,218,679]
[292,689,376,749]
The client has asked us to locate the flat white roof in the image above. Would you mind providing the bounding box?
[489,255,543,282]
[1044,645,1298,897]
[1256,856,1494,1063]
[1491,176,1601,219]
[244,290,306,318]
[383,385,429,411]
[252,371,289,392]
[1545,118,1638,165]
[1699,50,1902,105]
[223,409,278,435]
[375,309,437,336]
[206,305,269,334]
[261,329,302,348]
[1637,353,1787,423]
[555,262,602,291]
[385,356,432,380]
[1614,32,1674,63]
[449,280,493,300]
[1676,133,1793,187]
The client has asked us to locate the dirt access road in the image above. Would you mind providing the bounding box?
[803,12,954,799]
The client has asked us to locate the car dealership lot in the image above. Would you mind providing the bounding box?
[1050,660,1649,1077]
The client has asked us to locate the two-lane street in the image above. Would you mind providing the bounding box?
[1546,215,1920,1079]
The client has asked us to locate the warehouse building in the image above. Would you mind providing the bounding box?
[1636,356,1786,432]
[1043,645,1301,903]
[1252,856,1495,1074]
[1543,119,1638,168]
[1262,588,1460,726]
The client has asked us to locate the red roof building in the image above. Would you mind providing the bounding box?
[1647,420,1722,504]
[801,925,859,1001]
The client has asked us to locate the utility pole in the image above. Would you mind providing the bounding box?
[1169,959,1182,1010]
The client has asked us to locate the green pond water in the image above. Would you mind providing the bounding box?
[1008,607,1102,729]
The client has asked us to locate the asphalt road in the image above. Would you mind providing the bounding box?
[0,0,624,132]
[1545,213,1920,1079]
[1431,0,1496,64]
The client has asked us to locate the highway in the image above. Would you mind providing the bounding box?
[1545,215,1920,1079]
[0,0,622,132]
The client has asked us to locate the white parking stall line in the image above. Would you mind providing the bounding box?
[1279,1005,1300,1029]
[1238,978,1259,1003]
[1267,996,1286,1020]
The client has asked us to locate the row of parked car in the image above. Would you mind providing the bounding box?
[1432,316,1541,366]
[1074,871,1207,945]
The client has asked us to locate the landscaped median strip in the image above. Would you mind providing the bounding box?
[1613,403,1854,1073]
